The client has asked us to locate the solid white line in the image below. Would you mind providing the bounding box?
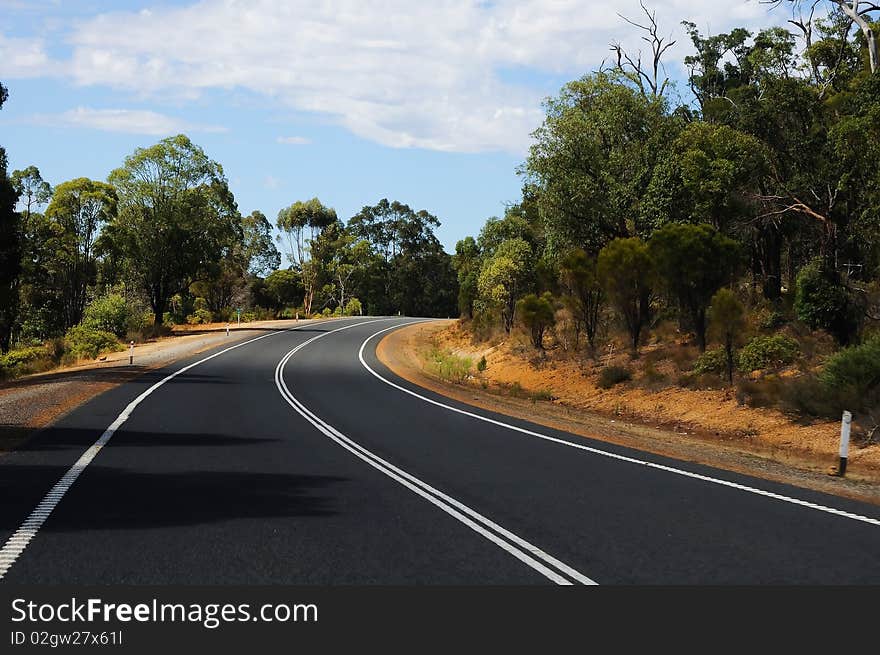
[274,319,596,585]
[0,320,338,581]
[358,323,880,528]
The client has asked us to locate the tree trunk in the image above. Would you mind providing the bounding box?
[725,340,734,385]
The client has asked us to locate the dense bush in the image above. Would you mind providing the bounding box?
[344,297,363,316]
[693,348,727,374]
[818,336,880,416]
[794,259,860,344]
[64,325,122,359]
[185,297,213,325]
[597,365,631,389]
[0,346,52,378]
[737,335,800,372]
[82,293,133,338]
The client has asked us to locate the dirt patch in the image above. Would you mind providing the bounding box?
[377,321,880,506]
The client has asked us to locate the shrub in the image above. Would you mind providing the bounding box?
[0,346,53,378]
[517,292,556,349]
[477,355,487,372]
[64,325,122,359]
[424,347,472,384]
[83,293,133,338]
[344,297,363,316]
[794,258,861,344]
[597,365,631,389]
[818,336,880,417]
[693,348,727,375]
[322,308,333,317]
[186,308,213,325]
[735,376,785,408]
[738,335,800,372]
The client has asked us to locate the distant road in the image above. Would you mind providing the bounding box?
[1,317,879,583]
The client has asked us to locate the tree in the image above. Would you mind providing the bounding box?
[559,248,605,354]
[524,71,677,254]
[45,178,117,328]
[477,238,533,333]
[10,166,51,221]
[241,210,281,276]
[452,236,481,319]
[264,269,303,315]
[794,258,861,344]
[649,223,741,351]
[0,144,19,353]
[775,1,878,74]
[276,198,337,315]
[517,292,556,350]
[597,237,654,355]
[107,135,240,326]
[329,234,371,311]
[709,288,746,384]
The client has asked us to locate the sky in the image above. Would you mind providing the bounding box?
[0,0,801,253]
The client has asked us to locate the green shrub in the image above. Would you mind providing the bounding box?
[0,346,53,378]
[322,308,333,317]
[424,347,472,384]
[738,335,800,372]
[64,325,122,359]
[794,259,861,344]
[516,292,556,349]
[477,355,487,372]
[735,376,785,408]
[598,365,631,389]
[344,297,363,316]
[780,375,835,417]
[693,348,727,374]
[83,293,133,338]
[818,336,880,415]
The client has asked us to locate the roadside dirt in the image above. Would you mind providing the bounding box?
[377,320,880,506]
[0,318,327,455]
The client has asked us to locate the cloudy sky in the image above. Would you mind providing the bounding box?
[1,0,799,251]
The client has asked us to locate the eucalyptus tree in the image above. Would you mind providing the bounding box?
[45,178,117,328]
[10,166,52,222]
[276,198,337,315]
[107,135,240,326]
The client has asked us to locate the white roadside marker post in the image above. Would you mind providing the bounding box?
[129,340,134,366]
[226,323,230,337]
[838,410,852,476]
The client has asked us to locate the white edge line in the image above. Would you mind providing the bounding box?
[357,322,880,529]
[0,319,345,580]
[274,318,596,586]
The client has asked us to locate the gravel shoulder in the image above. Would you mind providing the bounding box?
[376,320,880,507]
[0,318,327,455]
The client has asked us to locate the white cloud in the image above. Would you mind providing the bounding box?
[263,175,281,189]
[277,136,311,145]
[9,1,801,153]
[0,33,54,77]
[32,107,227,135]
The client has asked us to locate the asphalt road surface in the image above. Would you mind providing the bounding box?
[1,317,879,584]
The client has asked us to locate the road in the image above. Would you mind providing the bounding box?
[1,316,879,584]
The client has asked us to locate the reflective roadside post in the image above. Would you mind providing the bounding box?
[129,341,134,366]
[226,323,230,337]
[838,410,852,476]
[237,308,241,327]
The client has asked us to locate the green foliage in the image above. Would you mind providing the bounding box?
[477,238,533,333]
[817,336,880,415]
[424,347,472,384]
[559,248,604,352]
[794,259,860,344]
[107,135,239,326]
[343,297,363,316]
[737,334,800,372]
[64,325,121,359]
[0,145,20,353]
[517,292,556,349]
[693,348,728,374]
[597,237,654,354]
[477,355,487,372]
[82,293,132,338]
[597,365,632,389]
[649,223,740,351]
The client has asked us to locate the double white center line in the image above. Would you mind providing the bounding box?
[274,319,596,586]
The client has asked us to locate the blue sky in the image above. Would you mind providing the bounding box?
[1,0,793,254]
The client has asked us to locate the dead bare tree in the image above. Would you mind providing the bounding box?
[611,1,676,98]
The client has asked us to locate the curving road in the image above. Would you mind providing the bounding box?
[1,317,879,584]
